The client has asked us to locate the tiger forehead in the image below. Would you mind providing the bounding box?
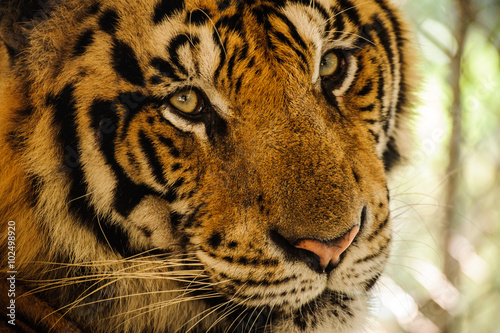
[141,0,383,104]
[148,0,363,81]
[155,0,380,65]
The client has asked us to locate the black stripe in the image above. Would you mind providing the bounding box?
[372,0,409,177]
[355,22,376,48]
[331,8,345,39]
[382,135,400,171]
[204,109,228,141]
[383,113,391,133]
[212,31,226,82]
[73,29,95,57]
[187,9,210,25]
[226,50,237,81]
[235,76,243,94]
[99,9,120,34]
[271,29,308,66]
[158,135,181,158]
[247,57,255,69]
[138,131,168,185]
[49,87,135,257]
[113,177,157,217]
[215,14,243,34]
[271,9,308,51]
[4,41,19,59]
[89,99,160,217]
[117,92,148,140]
[354,240,390,263]
[368,129,379,143]
[90,100,118,139]
[371,215,390,239]
[153,0,185,24]
[364,272,381,291]
[171,177,185,190]
[337,0,361,27]
[183,203,203,228]
[357,79,373,96]
[170,211,184,226]
[376,67,385,108]
[237,45,249,62]
[164,188,179,203]
[112,38,145,87]
[370,16,398,137]
[255,4,310,65]
[252,6,270,26]
[373,0,406,108]
[139,226,153,238]
[26,173,43,209]
[150,57,180,80]
[214,271,293,287]
[167,34,191,76]
[94,217,138,258]
[288,0,330,23]
[149,75,162,85]
[359,104,374,112]
[87,2,101,15]
[48,84,80,171]
[372,16,395,78]
[171,163,182,171]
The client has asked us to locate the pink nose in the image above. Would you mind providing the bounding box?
[294,225,360,270]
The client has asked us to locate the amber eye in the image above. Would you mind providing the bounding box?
[169,89,201,114]
[319,51,340,77]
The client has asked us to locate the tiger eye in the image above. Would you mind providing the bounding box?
[319,51,340,77]
[169,89,200,114]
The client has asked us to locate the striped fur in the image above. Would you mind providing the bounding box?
[0,0,417,332]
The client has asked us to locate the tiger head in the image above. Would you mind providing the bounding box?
[0,0,415,331]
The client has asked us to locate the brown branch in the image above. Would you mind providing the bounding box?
[419,28,454,59]
[440,0,473,332]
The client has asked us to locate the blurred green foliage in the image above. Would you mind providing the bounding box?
[373,0,500,332]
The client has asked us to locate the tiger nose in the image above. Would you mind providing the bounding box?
[294,225,360,272]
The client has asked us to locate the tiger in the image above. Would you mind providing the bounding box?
[0,0,416,332]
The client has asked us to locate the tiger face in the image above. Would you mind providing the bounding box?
[0,0,415,332]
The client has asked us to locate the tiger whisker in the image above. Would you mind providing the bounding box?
[212,302,242,333]
[192,7,227,57]
[189,281,251,332]
[46,274,124,331]
[222,284,257,333]
[45,263,213,326]
[27,253,201,268]
[326,0,374,23]
[181,298,234,333]
[68,286,217,310]
[247,298,269,333]
[324,29,376,47]
[110,292,224,332]
[22,272,216,298]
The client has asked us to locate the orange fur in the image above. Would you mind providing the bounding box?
[0,1,417,332]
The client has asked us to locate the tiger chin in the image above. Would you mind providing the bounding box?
[0,0,417,332]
